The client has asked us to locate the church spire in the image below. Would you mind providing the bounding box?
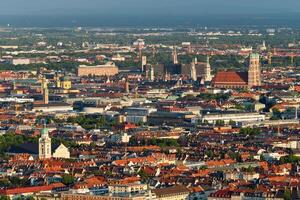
[204,55,212,82]
[190,58,197,81]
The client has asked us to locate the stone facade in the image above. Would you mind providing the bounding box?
[77,62,119,77]
[39,127,52,159]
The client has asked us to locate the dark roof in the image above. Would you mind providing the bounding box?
[152,185,190,197]
[33,102,71,108]
[149,112,188,118]
[7,142,60,155]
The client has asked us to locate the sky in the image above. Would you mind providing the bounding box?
[0,0,300,27]
[1,0,299,16]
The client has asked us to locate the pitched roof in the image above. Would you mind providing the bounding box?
[0,183,64,195]
[213,71,248,85]
[152,185,190,197]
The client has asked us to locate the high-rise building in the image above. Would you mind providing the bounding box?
[248,53,261,88]
[172,46,178,64]
[39,125,52,159]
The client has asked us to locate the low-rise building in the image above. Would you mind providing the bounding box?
[77,62,119,77]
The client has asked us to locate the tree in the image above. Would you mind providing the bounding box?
[280,154,300,164]
[271,108,281,120]
[199,166,208,170]
[215,120,225,126]
[0,195,9,200]
[239,127,261,136]
[229,120,236,127]
[284,188,292,200]
[138,170,149,182]
[206,150,214,158]
[62,174,75,185]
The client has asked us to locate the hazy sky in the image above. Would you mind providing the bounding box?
[1,0,299,16]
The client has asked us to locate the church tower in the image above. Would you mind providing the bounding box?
[149,65,155,81]
[125,79,130,93]
[39,124,52,159]
[55,73,61,88]
[248,53,261,88]
[41,76,49,104]
[43,84,49,104]
[204,56,212,82]
[172,46,178,64]
[190,58,197,81]
[141,56,147,72]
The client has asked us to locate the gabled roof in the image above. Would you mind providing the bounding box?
[152,185,190,197]
[0,183,64,195]
[213,71,248,85]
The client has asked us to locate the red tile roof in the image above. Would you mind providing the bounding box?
[213,71,248,85]
[0,183,64,195]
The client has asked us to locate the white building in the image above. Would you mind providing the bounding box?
[52,144,70,159]
[201,112,265,124]
[108,183,148,195]
[39,126,52,159]
[12,58,31,65]
[109,133,131,144]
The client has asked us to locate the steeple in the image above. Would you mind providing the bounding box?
[39,122,52,159]
[204,55,212,82]
[164,69,170,82]
[43,84,49,104]
[190,59,197,81]
[41,76,49,104]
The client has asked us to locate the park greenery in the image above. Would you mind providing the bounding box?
[239,127,261,136]
[0,133,35,155]
[66,115,116,130]
[62,174,75,186]
[280,154,300,164]
[129,137,179,148]
[197,93,230,102]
